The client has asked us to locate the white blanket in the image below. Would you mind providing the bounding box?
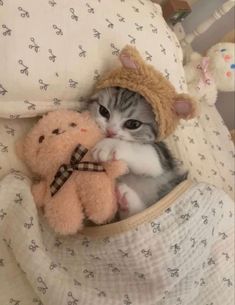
[0,173,234,305]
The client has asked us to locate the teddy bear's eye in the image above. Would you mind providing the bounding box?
[52,128,59,134]
[70,122,77,127]
[38,135,45,143]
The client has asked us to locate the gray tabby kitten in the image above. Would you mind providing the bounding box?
[88,87,186,219]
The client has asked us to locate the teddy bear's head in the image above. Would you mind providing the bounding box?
[17,110,103,176]
[207,42,235,92]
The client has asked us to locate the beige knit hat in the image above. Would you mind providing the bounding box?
[95,45,197,141]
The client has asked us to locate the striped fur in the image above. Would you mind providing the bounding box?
[88,87,158,143]
[87,87,186,219]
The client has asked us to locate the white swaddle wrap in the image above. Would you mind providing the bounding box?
[0,173,234,305]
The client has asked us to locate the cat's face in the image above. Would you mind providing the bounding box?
[88,87,158,143]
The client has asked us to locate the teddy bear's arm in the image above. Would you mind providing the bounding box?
[45,178,84,235]
[103,160,128,179]
[31,181,47,208]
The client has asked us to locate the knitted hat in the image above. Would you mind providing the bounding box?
[95,45,197,141]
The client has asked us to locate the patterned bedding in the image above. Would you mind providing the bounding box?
[0,174,234,305]
[0,1,234,304]
[0,0,234,199]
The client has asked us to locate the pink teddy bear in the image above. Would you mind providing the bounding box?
[16,110,127,235]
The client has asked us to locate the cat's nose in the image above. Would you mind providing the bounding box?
[106,129,117,138]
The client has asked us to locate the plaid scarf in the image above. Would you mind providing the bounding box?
[50,144,105,197]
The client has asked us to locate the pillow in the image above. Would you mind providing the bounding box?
[0,0,184,118]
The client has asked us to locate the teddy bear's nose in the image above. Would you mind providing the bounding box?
[52,128,60,135]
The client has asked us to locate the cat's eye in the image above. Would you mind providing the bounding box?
[124,120,142,130]
[99,105,110,119]
[38,135,45,143]
[70,122,77,127]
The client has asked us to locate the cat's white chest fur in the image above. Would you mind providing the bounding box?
[92,138,165,219]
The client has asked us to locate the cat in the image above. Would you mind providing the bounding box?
[87,87,186,219]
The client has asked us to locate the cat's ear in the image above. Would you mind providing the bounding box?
[173,93,198,120]
[119,45,143,70]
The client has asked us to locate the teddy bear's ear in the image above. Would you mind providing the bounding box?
[173,93,198,120]
[15,138,25,160]
[119,45,144,70]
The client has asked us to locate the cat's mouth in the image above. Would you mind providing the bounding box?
[106,133,116,138]
[106,133,125,140]
[106,129,117,138]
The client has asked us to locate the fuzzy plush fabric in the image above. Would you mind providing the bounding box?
[16,110,127,235]
[95,45,197,141]
[184,42,235,106]
[207,43,235,92]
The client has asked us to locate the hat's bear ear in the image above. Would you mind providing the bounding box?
[119,45,144,70]
[119,52,139,69]
[173,93,198,120]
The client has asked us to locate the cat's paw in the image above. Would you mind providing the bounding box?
[92,139,119,162]
[117,183,145,220]
[116,186,129,212]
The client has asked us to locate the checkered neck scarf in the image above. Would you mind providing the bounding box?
[50,144,105,197]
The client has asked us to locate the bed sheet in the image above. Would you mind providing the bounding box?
[0,0,234,197]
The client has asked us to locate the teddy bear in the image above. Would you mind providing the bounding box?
[184,42,235,105]
[16,110,127,235]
